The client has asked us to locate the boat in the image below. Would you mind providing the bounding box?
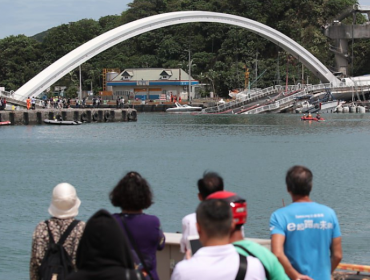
[44,119,82,125]
[0,121,11,126]
[301,116,325,122]
[166,102,202,112]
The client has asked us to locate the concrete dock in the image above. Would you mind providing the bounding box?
[0,108,137,125]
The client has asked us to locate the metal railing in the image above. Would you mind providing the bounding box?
[242,88,309,114]
[205,80,370,115]
[204,85,281,113]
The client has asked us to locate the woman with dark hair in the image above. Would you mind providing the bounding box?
[110,171,165,280]
[65,209,144,280]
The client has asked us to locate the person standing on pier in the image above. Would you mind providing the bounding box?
[270,166,342,280]
[1,97,6,110]
[27,97,31,110]
[31,96,36,110]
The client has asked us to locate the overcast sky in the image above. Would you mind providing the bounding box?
[0,0,131,39]
[1,0,370,39]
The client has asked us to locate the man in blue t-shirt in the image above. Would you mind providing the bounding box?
[270,166,342,280]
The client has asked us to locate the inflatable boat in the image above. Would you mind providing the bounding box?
[301,116,325,122]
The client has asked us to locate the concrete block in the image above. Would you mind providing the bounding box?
[23,112,29,125]
[36,112,42,124]
[73,111,79,121]
[9,112,15,125]
[98,110,103,122]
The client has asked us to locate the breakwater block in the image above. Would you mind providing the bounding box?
[0,109,137,125]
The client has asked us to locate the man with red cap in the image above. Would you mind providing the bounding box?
[172,199,265,280]
[207,191,289,280]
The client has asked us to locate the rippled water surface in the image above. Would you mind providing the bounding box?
[1,113,370,279]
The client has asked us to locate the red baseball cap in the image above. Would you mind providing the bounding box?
[207,191,247,225]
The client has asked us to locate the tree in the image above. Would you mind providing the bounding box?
[0,35,42,90]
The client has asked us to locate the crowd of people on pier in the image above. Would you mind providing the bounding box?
[26,96,88,110]
[30,166,342,280]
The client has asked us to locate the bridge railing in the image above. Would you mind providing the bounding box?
[242,88,309,114]
[204,85,281,113]
[204,81,367,114]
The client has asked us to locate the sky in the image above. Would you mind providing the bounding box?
[0,0,131,39]
[1,0,370,39]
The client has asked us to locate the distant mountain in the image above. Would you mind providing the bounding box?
[31,27,56,43]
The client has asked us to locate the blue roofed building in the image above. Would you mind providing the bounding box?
[107,68,199,101]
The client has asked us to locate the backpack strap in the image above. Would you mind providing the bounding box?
[58,220,80,245]
[45,220,55,244]
[233,244,270,280]
[235,253,248,280]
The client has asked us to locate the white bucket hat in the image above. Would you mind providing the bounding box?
[48,183,81,219]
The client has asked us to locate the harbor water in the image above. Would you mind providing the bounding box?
[1,113,370,279]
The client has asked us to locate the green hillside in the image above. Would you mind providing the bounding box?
[1,0,365,97]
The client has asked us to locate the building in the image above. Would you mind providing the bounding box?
[106,68,199,101]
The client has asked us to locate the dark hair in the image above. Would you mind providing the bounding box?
[196,199,232,238]
[286,165,313,196]
[110,171,153,211]
[197,172,224,199]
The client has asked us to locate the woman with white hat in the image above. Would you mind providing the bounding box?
[30,183,85,280]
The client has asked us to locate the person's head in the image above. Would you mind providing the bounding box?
[207,191,247,232]
[48,183,81,219]
[196,199,233,242]
[197,171,224,200]
[76,209,136,272]
[110,171,153,212]
[286,165,313,196]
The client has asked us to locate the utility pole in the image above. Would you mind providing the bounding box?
[188,50,191,101]
[255,52,258,88]
[79,65,82,100]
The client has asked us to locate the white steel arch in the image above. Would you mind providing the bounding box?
[14,11,339,101]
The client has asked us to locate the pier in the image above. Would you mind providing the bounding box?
[0,108,137,125]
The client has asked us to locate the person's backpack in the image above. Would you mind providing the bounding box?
[39,220,80,280]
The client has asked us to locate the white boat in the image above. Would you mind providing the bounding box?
[44,119,82,125]
[166,102,202,112]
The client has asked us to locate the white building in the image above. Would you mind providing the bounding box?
[107,68,199,101]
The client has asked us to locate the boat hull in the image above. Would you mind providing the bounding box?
[44,119,82,125]
[166,107,202,112]
[166,102,202,112]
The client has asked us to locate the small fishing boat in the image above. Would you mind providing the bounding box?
[44,119,82,125]
[0,121,11,126]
